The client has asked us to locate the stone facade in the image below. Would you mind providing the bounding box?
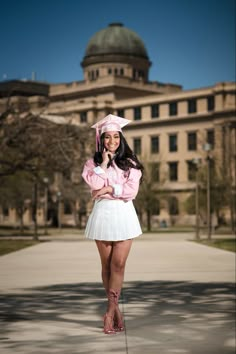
[0,23,235,229]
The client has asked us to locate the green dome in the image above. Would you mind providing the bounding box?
[84,23,149,59]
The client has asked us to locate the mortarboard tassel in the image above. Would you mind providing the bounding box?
[96,126,100,152]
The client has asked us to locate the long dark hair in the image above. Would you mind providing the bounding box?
[93,132,144,175]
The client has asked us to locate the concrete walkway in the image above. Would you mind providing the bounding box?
[0,233,235,354]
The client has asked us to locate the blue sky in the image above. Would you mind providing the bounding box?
[0,0,235,89]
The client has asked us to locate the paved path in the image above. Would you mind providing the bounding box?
[0,233,235,354]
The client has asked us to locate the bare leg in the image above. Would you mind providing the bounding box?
[109,240,133,329]
[95,240,113,292]
[96,239,133,293]
[96,239,133,333]
[96,240,115,334]
[109,239,133,290]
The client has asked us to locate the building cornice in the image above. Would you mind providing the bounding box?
[125,110,236,131]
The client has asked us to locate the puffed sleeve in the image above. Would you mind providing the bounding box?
[112,168,142,200]
[82,159,108,190]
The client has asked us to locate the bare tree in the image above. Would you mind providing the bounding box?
[136,160,165,231]
[185,164,229,230]
[0,171,34,234]
[0,108,91,177]
[0,107,93,237]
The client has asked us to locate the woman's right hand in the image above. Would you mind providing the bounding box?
[102,148,112,164]
[101,149,113,169]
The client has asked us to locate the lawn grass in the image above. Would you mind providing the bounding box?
[197,238,236,253]
[0,227,83,237]
[0,240,40,256]
[0,227,235,256]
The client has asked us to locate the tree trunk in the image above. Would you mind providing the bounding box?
[147,209,152,231]
[19,212,24,235]
[32,182,38,240]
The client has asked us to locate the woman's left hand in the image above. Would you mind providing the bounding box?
[92,186,113,200]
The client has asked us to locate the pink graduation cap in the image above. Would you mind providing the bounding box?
[91,114,131,151]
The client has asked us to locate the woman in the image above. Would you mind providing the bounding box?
[82,114,143,335]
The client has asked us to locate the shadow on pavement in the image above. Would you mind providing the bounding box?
[0,281,235,354]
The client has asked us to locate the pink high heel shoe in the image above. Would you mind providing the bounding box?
[112,290,125,332]
[103,313,116,335]
[114,310,125,332]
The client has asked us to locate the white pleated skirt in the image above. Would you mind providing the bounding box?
[85,199,142,241]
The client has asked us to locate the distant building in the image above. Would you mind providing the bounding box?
[0,23,235,229]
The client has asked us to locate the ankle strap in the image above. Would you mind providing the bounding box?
[108,289,120,305]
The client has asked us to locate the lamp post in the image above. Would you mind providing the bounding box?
[233,153,236,235]
[192,158,201,240]
[203,143,212,240]
[57,191,62,230]
[43,177,49,235]
[32,179,38,240]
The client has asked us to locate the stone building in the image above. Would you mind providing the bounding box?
[0,23,235,229]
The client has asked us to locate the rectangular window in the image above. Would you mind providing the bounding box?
[3,206,9,217]
[207,96,215,111]
[188,99,197,114]
[187,161,197,181]
[187,132,197,151]
[134,106,141,120]
[63,169,71,180]
[117,109,124,117]
[133,138,141,155]
[138,70,144,78]
[151,136,159,153]
[169,162,178,181]
[169,134,178,152]
[169,102,177,116]
[150,162,160,182]
[64,202,72,215]
[151,104,159,118]
[80,111,87,123]
[207,129,215,148]
[153,200,160,215]
[168,197,179,215]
